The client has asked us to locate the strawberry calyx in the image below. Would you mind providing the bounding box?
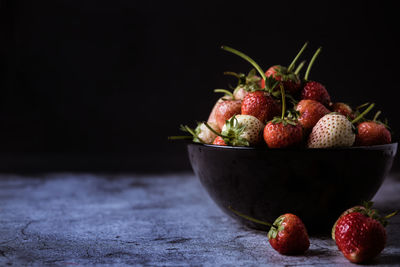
[205,117,250,147]
[267,215,286,239]
[224,69,262,93]
[272,65,301,84]
[354,201,398,227]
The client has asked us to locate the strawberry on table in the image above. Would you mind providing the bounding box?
[229,207,310,255]
[264,85,303,148]
[334,201,397,263]
[301,48,332,107]
[355,111,392,146]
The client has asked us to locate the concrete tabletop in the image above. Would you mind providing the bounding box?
[1,173,399,266]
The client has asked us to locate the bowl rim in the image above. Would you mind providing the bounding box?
[188,142,398,152]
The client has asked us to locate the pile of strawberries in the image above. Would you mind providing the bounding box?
[230,202,397,263]
[174,42,392,148]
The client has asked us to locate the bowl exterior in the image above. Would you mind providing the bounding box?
[188,143,397,233]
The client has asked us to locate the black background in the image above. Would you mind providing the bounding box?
[1,1,399,172]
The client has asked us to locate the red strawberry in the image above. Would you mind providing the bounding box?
[263,65,302,94]
[241,91,281,124]
[268,213,310,255]
[355,121,391,146]
[212,136,227,146]
[334,202,397,263]
[229,208,309,255]
[264,122,303,148]
[301,81,331,107]
[263,85,303,148]
[301,47,331,107]
[261,43,308,94]
[295,99,330,131]
[331,102,355,119]
[213,98,242,130]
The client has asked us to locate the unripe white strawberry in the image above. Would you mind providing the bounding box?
[196,122,219,144]
[307,113,355,148]
[221,115,264,146]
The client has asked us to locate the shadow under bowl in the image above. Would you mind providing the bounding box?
[188,143,398,234]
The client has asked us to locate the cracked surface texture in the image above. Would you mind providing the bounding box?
[1,173,400,266]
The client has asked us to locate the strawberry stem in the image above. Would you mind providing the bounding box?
[181,125,205,143]
[351,103,375,124]
[280,84,286,120]
[223,71,240,78]
[287,42,308,72]
[221,46,266,81]
[214,89,234,99]
[228,206,275,228]
[304,47,322,81]
[383,210,398,220]
[204,122,226,137]
[294,60,306,75]
[373,111,381,122]
[355,102,370,111]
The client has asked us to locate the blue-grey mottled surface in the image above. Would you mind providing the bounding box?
[1,173,400,266]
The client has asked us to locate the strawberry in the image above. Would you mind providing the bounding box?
[334,201,397,263]
[263,65,302,94]
[212,136,227,146]
[264,85,303,148]
[301,47,332,107]
[331,205,367,240]
[331,102,355,119]
[355,111,391,146]
[307,113,355,148]
[261,42,309,94]
[264,122,303,148]
[211,96,242,131]
[301,81,331,107]
[229,208,310,255]
[220,114,264,146]
[241,91,281,124]
[224,69,262,100]
[295,99,330,132]
[196,122,219,144]
[268,213,310,255]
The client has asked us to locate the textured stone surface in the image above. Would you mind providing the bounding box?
[0,173,400,266]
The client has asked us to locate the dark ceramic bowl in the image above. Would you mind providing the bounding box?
[188,143,398,234]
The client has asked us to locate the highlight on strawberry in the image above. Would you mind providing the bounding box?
[228,207,310,255]
[169,42,393,148]
[332,201,398,263]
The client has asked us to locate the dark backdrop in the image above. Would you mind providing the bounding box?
[1,1,399,172]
